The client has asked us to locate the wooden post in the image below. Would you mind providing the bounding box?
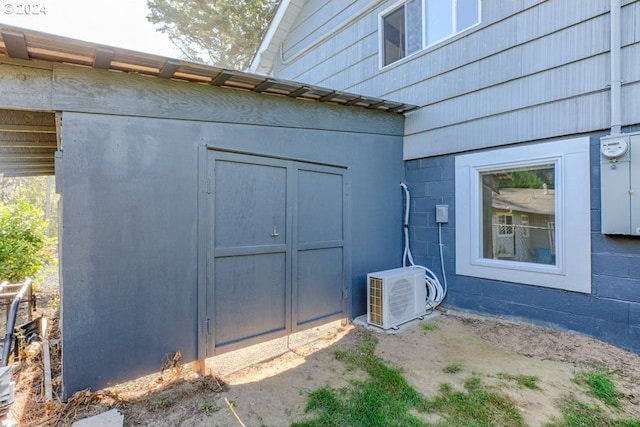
[43,340,53,401]
[193,359,206,376]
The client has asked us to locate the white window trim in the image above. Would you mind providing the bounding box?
[378,0,482,69]
[379,0,409,69]
[520,214,530,238]
[455,137,591,293]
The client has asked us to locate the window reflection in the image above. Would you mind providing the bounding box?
[481,165,555,265]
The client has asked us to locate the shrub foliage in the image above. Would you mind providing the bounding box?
[0,199,54,282]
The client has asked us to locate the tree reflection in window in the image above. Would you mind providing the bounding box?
[481,165,556,264]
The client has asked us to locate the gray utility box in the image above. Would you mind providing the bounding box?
[600,133,640,235]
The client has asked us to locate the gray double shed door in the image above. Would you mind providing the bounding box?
[203,150,350,355]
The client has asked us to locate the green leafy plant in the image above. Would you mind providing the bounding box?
[51,296,60,313]
[0,199,55,282]
[201,402,220,414]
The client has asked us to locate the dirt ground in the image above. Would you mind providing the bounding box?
[8,272,640,427]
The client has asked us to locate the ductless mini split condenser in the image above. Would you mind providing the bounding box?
[367,266,426,330]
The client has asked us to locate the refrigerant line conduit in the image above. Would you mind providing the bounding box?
[400,182,447,310]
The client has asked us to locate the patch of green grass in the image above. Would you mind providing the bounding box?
[294,332,428,427]
[428,376,527,427]
[294,332,529,427]
[575,369,622,407]
[497,373,541,390]
[442,362,464,374]
[421,322,438,332]
[546,399,640,427]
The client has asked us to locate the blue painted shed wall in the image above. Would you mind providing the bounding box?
[404,130,640,353]
[58,103,404,395]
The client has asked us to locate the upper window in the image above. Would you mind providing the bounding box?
[455,137,591,293]
[380,0,481,67]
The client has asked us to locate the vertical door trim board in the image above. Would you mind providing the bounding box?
[196,145,209,360]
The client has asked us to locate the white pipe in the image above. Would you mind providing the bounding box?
[400,182,447,308]
[610,0,622,135]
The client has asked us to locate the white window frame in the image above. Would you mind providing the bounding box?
[379,0,482,68]
[520,214,530,238]
[496,213,514,236]
[455,137,591,293]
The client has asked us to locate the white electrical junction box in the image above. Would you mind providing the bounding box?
[600,133,640,235]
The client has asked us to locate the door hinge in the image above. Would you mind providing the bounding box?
[205,318,211,335]
[205,179,212,194]
[342,289,350,300]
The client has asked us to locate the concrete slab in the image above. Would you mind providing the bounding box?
[206,319,346,377]
[353,310,440,334]
[71,409,123,427]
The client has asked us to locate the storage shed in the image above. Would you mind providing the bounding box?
[0,26,415,397]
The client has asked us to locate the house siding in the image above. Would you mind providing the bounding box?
[404,130,640,353]
[263,1,640,353]
[270,0,640,158]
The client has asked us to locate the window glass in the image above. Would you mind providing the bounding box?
[456,0,480,31]
[406,0,423,55]
[381,0,481,67]
[480,165,556,265]
[383,5,405,66]
[425,0,453,45]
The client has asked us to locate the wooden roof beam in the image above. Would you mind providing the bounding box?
[287,86,309,98]
[344,97,364,106]
[93,48,114,69]
[253,79,276,93]
[158,59,181,79]
[0,125,56,133]
[367,101,387,109]
[0,141,57,148]
[1,31,29,60]
[319,91,337,102]
[210,70,233,86]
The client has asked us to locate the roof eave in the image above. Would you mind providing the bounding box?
[0,24,418,114]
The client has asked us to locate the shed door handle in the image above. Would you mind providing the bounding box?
[270,226,279,237]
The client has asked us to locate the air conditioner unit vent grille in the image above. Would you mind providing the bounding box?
[367,266,426,330]
[369,277,383,325]
[389,278,412,318]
